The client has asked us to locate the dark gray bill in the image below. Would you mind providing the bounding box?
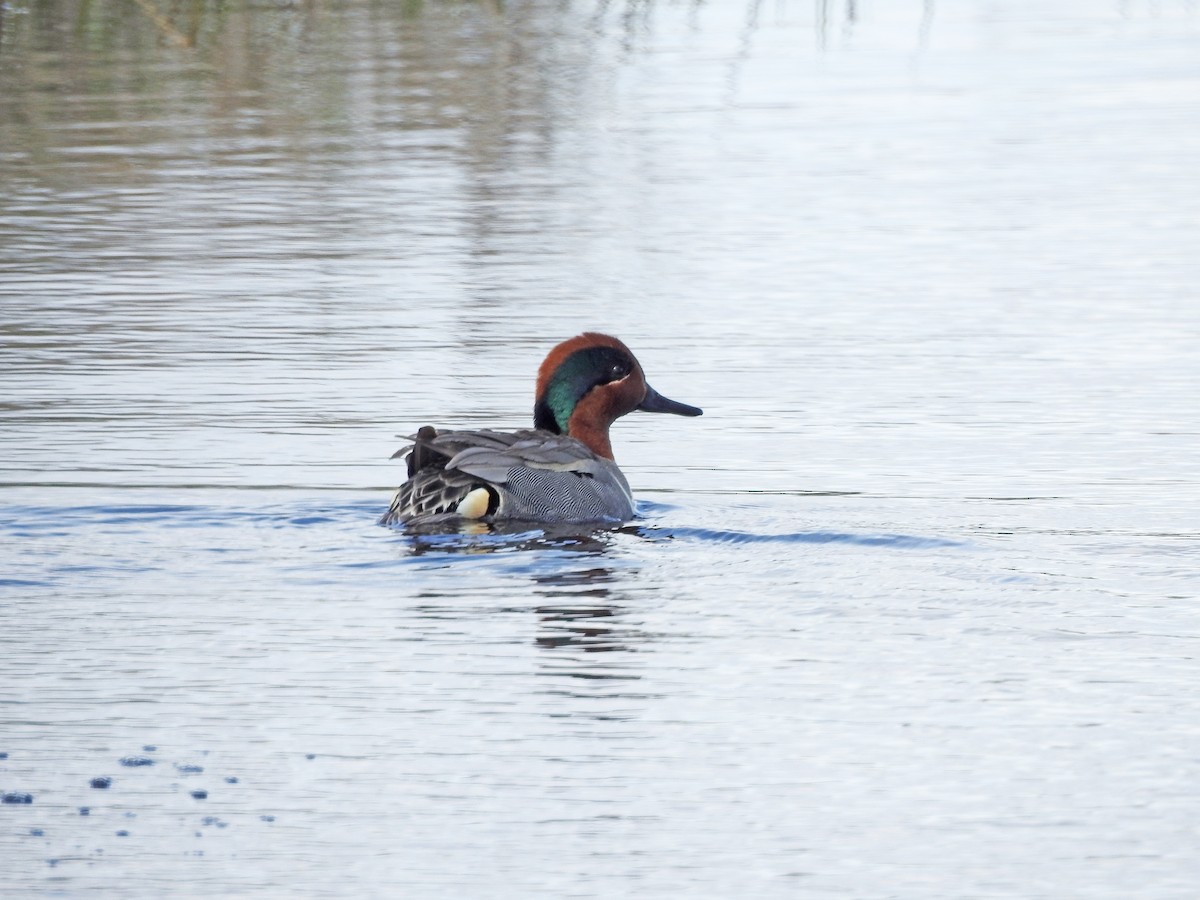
[638,384,703,417]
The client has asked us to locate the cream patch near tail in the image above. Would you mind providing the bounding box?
[455,487,492,519]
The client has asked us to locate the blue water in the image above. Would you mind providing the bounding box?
[3,0,1200,896]
[4,487,1197,896]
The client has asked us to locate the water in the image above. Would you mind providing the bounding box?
[2,0,1199,896]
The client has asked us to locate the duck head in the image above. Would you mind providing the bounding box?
[533,332,703,459]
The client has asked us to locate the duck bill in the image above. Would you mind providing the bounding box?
[638,384,703,417]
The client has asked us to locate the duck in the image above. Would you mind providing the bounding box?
[380,332,702,526]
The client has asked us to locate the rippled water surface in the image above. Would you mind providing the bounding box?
[3,1,1199,897]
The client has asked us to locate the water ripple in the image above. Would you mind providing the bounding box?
[650,526,966,551]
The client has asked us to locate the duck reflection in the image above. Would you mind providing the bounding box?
[399,521,651,690]
[531,568,652,705]
[402,520,639,556]
[533,567,637,659]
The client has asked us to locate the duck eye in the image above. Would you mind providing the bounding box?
[610,365,627,381]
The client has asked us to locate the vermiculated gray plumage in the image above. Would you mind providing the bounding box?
[379,428,635,526]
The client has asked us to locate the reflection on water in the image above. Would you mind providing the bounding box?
[534,567,645,684]
[401,521,648,680]
[3,0,1200,897]
[402,521,632,553]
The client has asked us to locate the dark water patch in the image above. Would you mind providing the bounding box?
[2,792,34,803]
[537,672,640,682]
[55,564,131,574]
[0,504,190,534]
[633,500,686,517]
[92,504,202,516]
[89,777,111,789]
[0,499,380,535]
[335,557,440,570]
[119,756,154,767]
[0,578,51,588]
[175,763,204,774]
[191,789,208,800]
[638,493,861,518]
[650,526,966,550]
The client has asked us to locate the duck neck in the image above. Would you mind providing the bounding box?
[566,412,615,460]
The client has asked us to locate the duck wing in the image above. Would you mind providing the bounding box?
[443,430,614,481]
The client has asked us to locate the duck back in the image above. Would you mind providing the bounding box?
[380,429,634,526]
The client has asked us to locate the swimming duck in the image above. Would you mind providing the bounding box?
[380,332,702,526]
